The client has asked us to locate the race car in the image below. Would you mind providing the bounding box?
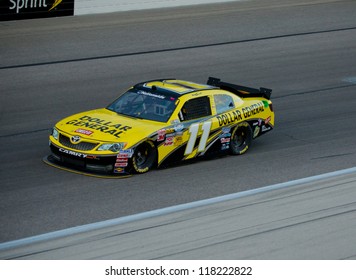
[46,77,274,177]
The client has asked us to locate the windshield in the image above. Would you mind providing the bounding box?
[107,88,178,122]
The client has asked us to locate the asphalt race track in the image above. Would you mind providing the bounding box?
[1,168,356,259]
[1,0,356,257]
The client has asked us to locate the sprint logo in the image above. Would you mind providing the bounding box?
[49,0,62,11]
[9,0,63,14]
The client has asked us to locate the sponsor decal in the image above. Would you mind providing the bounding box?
[2,0,74,21]
[262,100,270,108]
[115,152,130,169]
[137,90,165,99]
[164,137,174,146]
[217,109,243,126]
[116,158,129,164]
[174,124,184,132]
[219,133,231,138]
[253,126,260,138]
[242,102,265,118]
[116,157,128,163]
[120,149,134,155]
[75,129,93,136]
[117,149,134,158]
[115,162,128,167]
[117,154,129,159]
[9,0,53,14]
[265,116,271,125]
[86,155,97,160]
[221,143,230,150]
[157,129,166,141]
[166,128,176,134]
[262,125,271,132]
[114,167,125,173]
[49,0,61,11]
[220,137,230,144]
[166,133,176,138]
[59,148,87,158]
[253,119,263,126]
[174,135,183,146]
[66,116,132,138]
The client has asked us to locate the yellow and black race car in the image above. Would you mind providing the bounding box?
[45,77,274,177]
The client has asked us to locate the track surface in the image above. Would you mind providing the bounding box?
[2,169,356,259]
[1,0,356,243]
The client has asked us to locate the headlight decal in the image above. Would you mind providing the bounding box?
[97,142,127,152]
[52,127,59,140]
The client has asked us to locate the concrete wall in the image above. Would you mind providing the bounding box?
[74,0,241,15]
[74,0,239,15]
[0,0,239,21]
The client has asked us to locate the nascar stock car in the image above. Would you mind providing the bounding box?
[45,77,274,177]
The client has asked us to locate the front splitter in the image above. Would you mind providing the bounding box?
[43,155,132,179]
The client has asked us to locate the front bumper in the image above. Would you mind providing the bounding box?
[49,143,130,175]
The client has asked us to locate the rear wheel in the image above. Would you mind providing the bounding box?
[131,141,157,173]
[230,122,252,155]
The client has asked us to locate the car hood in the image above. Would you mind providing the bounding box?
[55,108,164,146]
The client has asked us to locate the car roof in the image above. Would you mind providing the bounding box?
[132,77,272,101]
[133,79,218,98]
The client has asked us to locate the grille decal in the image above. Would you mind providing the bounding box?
[59,135,98,151]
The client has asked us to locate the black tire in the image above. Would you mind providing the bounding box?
[131,141,157,173]
[230,122,252,155]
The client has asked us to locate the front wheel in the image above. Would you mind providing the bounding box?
[131,141,157,173]
[230,122,252,155]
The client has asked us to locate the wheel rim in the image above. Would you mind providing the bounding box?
[232,128,245,149]
[132,141,157,173]
[135,148,148,167]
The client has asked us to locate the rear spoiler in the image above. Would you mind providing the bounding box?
[207,77,272,100]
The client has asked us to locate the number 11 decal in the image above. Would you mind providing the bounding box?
[184,121,212,155]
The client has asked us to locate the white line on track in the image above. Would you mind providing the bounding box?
[1,166,356,251]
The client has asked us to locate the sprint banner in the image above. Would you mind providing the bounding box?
[0,0,74,21]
